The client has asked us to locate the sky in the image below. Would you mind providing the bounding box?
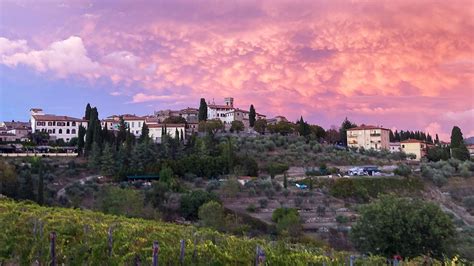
[0,0,473,140]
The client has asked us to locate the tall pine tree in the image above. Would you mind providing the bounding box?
[340,117,357,146]
[249,105,256,127]
[450,126,469,161]
[198,98,208,121]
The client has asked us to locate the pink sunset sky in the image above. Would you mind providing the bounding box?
[0,0,473,140]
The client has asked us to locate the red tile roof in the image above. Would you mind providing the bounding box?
[32,115,86,122]
[148,123,186,128]
[208,104,234,109]
[348,125,390,131]
[400,139,430,144]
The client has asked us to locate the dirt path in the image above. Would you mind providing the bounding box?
[422,184,474,226]
[56,174,101,200]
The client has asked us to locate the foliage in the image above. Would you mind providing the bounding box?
[339,118,357,146]
[421,160,473,187]
[267,121,294,136]
[99,186,158,219]
[350,195,456,259]
[198,201,226,231]
[198,120,224,135]
[254,119,267,134]
[393,163,412,177]
[180,190,219,220]
[0,198,372,265]
[230,120,244,133]
[249,105,256,127]
[329,177,423,202]
[450,126,470,161]
[266,162,289,179]
[426,146,450,162]
[198,98,208,121]
[272,208,302,237]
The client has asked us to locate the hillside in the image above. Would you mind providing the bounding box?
[0,198,385,265]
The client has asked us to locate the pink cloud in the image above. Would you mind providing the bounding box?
[1,0,473,138]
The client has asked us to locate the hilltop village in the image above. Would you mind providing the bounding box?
[1,97,473,264]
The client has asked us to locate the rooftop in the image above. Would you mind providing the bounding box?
[348,125,390,131]
[32,114,86,122]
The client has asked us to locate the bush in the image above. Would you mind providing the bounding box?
[394,163,411,177]
[246,203,257,212]
[180,190,219,220]
[258,198,268,208]
[335,215,349,224]
[463,196,474,213]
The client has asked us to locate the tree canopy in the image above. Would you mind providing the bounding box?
[350,195,455,259]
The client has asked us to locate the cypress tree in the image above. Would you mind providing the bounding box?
[117,116,127,145]
[180,129,184,141]
[139,122,149,142]
[175,128,179,140]
[340,117,357,146]
[435,134,440,145]
[249,105,256,127]
[88,142,102,170]
[100,143,117,176]
[198,98,208,121]
[85,103,92,120]
[77,125,86,155]
[450,126,469,161]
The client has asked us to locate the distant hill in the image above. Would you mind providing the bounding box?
[465,136,474,145]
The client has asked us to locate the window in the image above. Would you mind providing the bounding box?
[67,122,70,126]
[72,122,76,126]
[402,145,405,148]
[138,122,141,127]
[48,122,53,126]
[57,122,66,126]
[53,121,56,126]
[132,122,135,128]
[72,129,76,134]
[66,129,70,134]
[58,129,62,134]
[48,129,52,133]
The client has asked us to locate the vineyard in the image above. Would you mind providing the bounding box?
[0,198,452,265]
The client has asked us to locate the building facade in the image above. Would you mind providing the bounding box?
[347,125,390,151]
[400,139,433,161]
[389,142,401,153]
[30,108,88,142]
[148,124,186,143]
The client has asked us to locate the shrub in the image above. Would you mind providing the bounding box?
[246,203,257,212]
[259,198,268,208]
[394,163,411,177]
[335,215,349,224]
[294,197,303,207]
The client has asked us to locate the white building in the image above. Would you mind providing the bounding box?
[347,125,390,151]
[101,115,146,137]
[30,108,88,142]
[148,124,186,143]
[207,97,235,123]
[389,142,401,153]
[207,97,266,128]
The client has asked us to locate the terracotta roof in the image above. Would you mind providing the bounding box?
[348,125,390,131]
[400,139,430,144]
[180,107,199,113]
[32,114,86,122]
[148,123,186,128]
[122,116,146,121]
[208,104,234,109]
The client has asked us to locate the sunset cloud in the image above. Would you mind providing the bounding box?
[0,0,472,139]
